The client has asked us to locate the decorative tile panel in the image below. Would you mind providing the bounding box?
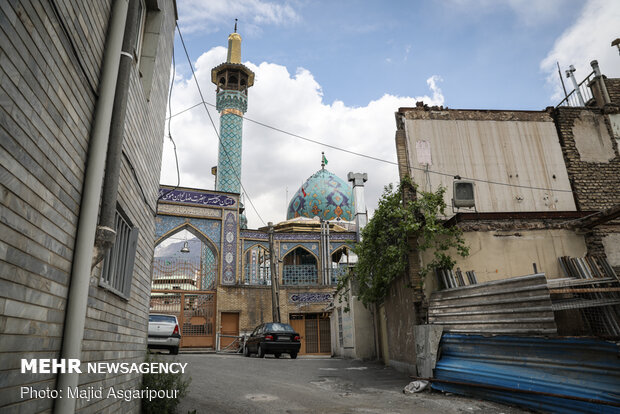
[275,232,320,241]
[243,240,269,253]
[330,241,355,254]
[280,242,319,258]
[155,215,221,245]
[216,90,247,195]
[241,230,268,240]
[222,211,238,284]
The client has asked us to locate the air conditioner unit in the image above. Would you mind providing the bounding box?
[453,181,475,208]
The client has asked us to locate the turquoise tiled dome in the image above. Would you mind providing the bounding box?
[287,169,354,221]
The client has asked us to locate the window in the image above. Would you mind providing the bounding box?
[134,0,147,63]
[137,1,163,100]
[100,208,139,299]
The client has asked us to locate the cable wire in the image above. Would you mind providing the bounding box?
[167,99,574,194]
[158,43,181,204]
[176,23,267,226]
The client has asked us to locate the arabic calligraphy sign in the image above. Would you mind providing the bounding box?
[289,292,333,304]
[158,188,237,208]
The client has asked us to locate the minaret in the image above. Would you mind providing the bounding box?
[211,20,254,194]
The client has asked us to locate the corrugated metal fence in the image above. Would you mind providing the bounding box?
[428,274,557,335]
[433,334,620,413]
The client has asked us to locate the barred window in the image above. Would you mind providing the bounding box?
[100,208,139,299]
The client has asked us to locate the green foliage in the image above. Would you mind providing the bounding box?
[141,352,191,414]
[337,176,469,308]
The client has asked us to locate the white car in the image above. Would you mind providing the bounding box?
[148,314,181,355]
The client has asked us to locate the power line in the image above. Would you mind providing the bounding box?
[176,24,267,226]
[167,100,574,194]
[158,43,181,204]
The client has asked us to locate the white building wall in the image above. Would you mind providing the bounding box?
[403,116,576,213]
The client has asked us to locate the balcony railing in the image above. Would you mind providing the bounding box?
[556,70,595,108]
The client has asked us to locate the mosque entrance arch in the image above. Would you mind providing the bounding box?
[150,225,218,348]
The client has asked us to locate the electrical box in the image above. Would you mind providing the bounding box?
[453,181,475,208]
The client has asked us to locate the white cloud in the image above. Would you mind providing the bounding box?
[178,0,299,34]
[427,75,445,106]
[541,0,620,102]
[161,49,444,228]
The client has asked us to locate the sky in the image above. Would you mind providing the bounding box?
[160,0,620,229]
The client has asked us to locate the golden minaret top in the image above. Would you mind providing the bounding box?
[227,19,242,63]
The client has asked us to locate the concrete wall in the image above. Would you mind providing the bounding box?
[0,1,176,412]
[381,274,419,375]
[331,283,375,360]
[400,108,575,214]
[420,229,587,297]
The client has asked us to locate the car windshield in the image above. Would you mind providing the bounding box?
[149,315,176,323]
[265,323,295,332]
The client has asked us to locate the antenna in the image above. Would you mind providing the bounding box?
[557,62,568,101]
[234,18,238,33]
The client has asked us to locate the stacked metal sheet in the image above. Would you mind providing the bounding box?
[550,256,620,337]
[557,256,618,280]
[428,273,557,335]
[435,268,477,289]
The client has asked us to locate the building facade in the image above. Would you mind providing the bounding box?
[154,176,358,356]
[0,1,177,412]
[381,63,620,374]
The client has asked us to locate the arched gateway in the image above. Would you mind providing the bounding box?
[152,186,240,348]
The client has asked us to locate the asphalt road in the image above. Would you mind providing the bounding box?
[165,353,528,414]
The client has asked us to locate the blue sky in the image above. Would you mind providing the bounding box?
[162,0,620,228]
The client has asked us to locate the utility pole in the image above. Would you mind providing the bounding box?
[268,222,281,322]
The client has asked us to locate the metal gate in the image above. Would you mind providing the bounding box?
[150,255,217,348]
[289,313,331,355]
[149,291,216,348]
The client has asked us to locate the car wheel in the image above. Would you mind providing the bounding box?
[290,352,297,359]
[274,353,281,359]
[170,346,179,355]
[257,345,265,358]
[243,345,250,357]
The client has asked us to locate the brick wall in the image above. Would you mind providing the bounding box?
[217,285,336,333]
[552,104,620,267]
[552,106,619,210]
[0,1,175,412]
[605,78,620,106]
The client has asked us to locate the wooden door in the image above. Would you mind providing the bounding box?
[289,315,306,355]
[220,312,239,350]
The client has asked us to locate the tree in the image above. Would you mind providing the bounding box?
[338,176,469,308]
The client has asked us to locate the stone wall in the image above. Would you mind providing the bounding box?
[0,1,176,412]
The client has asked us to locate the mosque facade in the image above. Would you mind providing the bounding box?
[150,28,368,356]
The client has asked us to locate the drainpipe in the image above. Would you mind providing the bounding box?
[93,0,140,267]
[54,1,128,413]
